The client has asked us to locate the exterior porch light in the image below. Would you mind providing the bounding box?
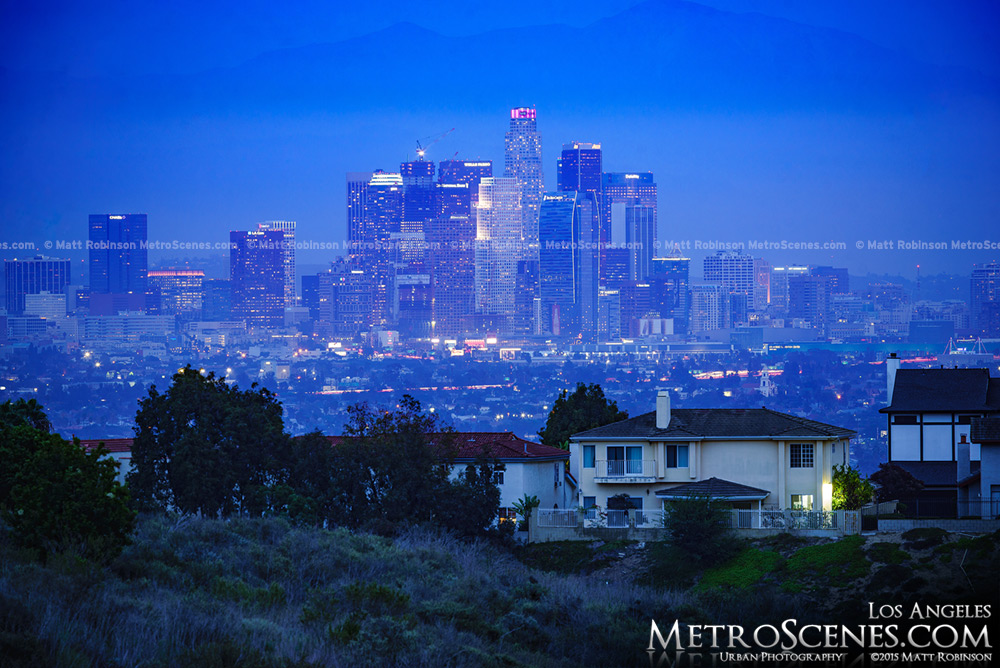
[822,482,833,511]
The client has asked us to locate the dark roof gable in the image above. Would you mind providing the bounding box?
[571,407,854,440]
[881,368,1000,413]
[654,477,770,500]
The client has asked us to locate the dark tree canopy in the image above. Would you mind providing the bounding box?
[0,398,52,433]
[0,404,134,562]
[335,395,500,537]
[280,430,338,526]
[870,462,925,503]
[662,494,736,565]
[129,365,290,517]
[538,383,628,449]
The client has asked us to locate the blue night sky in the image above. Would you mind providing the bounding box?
[2,0,999,280]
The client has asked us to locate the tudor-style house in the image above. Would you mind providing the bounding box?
[880,355,1000,512]
[569,391,854,512]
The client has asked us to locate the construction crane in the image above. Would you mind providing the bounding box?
[415,128,455,160]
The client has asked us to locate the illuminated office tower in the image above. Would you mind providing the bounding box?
[474,177,522,322]
[557,143,603,290]
[4,255,72,314]
[602,172,657,285]
[400,159,436,224]
[364,171,404,325]
[538,191,600,339]
[147,270,205,317]
[971,261,1000,338]
[316,259,372,335]
[557,142,603,196]
[690,284,730,334]
[89,213,147,295]
[202,279,232,321]
[770,266,811,313]
[650,250,690,335]
[788,274,834,329]
[504,108,544,258]
[346,172,373,260]
[257,221,296,307]
[703,250,766,325]
[425,215,474,336]
[230,229,285,328]
[436,159,492,217]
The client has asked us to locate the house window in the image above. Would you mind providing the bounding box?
[790,443,814,468]
[892,415,918,425]
[665,444,689,468]
[957,415,978,425]
[626,446,643,475]
[498,507,517,522]
[583,496,597,509]
[583,445,595,468]
[492,470,504,485]
[790,494,814,511]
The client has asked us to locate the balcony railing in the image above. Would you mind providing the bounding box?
[595,459,656,480]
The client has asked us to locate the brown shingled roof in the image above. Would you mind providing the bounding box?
[572,408,854,440]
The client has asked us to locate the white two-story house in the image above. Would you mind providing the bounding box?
[569,391,854,512]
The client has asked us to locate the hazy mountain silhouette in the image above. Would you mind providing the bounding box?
[8,0,997,121]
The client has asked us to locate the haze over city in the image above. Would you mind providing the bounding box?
[2,4,1000,667]
[3,0,1000,278]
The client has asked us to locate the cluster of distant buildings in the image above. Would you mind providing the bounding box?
[2,107,1000,356]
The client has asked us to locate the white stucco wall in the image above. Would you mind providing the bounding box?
[573,437,842,511]
[451,459,568,512]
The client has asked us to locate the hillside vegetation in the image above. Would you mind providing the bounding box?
[2,517,997,667]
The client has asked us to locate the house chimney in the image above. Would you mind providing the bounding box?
[957,433,970,483]
[656,390,671,429]
[886,353,900,404]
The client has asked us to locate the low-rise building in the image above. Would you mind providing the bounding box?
[444,432,572,520]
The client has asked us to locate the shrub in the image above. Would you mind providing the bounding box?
[867,542,909,564]
[0,426,135,563]
[662,494,737,565]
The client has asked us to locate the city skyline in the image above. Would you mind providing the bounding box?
[2,1,999,277]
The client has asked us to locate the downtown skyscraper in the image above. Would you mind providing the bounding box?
[971,261,1000,337]
[538,191,600,339]
[474,177,522,325]
[504,108,544,259]
[557,142,603,196]
[4,255,73,315]
[257,220,296,307]
[88,213,147,296]
[602,172,657,286]
[230,229,285,328]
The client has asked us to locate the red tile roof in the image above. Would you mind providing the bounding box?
[77,432,569,462]
[76,438,134,454]
[323,431,568,461]
[445,432,568,461]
